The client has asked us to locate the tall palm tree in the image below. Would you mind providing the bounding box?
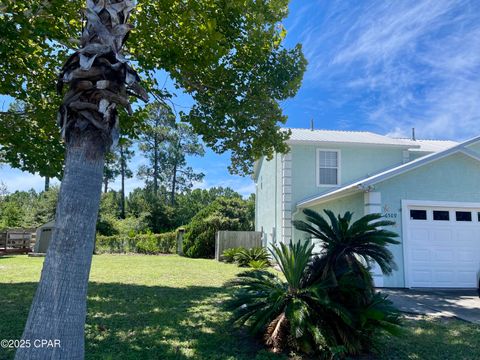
[16,1,146,359]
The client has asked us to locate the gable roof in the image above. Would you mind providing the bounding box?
[297,135,480,208]
[285,128,418,147]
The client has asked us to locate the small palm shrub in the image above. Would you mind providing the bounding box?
[229,210,401,358]
[222,247,243,263]
[234,247,270,267]
[293,209,401,356]
[228,241,338,354]
[248,259,270,269]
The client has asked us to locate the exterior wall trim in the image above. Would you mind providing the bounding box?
[281,152,293,243]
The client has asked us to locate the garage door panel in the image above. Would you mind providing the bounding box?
[411,248,430,261]
[430,229,453,243]
[410,228,429,242]
[406,205,480,288]
[458,249,477,263]
[411,270,432,284]
[434,248,455,262]
[434,271,455,284]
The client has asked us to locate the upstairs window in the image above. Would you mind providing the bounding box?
[317,150,340,186]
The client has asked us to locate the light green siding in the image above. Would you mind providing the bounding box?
[409,151,432,160]
[293,192,365,244]
[466,141,480,153]
[255,155,282,245]
[376,152,480,287]
[290,144,405,207]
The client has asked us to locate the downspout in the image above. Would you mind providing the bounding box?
[274,153,278,243]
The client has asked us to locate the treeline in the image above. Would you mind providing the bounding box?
[0,185,254,241]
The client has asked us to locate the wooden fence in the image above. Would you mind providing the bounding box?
[0,229,36,254]
[215,231,262,261]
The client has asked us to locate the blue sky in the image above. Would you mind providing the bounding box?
[1,0,480,196]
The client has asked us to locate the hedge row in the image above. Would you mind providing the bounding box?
[95,232,177,254]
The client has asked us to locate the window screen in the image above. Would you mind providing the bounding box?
[318,151,338,185]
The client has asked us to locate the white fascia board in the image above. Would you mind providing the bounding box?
[459,148,480,162]
[360,137,480,188]
[297,186,360,208]
[286,140,419,149]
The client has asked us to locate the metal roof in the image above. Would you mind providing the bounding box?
[285,128,418,147]
[403,139,458,152]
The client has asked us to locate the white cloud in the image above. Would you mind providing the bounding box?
[196,177,255,198]
[292,0,480,140]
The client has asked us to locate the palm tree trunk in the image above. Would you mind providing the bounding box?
[15,129,106,360]
[15,1,145,358]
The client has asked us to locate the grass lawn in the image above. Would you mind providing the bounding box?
[1,255,479,360]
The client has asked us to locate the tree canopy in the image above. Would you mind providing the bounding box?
[0,0,306,176]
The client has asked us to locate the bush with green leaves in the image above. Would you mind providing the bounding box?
[229,210,401,358]
[294,210,401,356]
[221,247,243,263]
[183,197,253,258]
[228,241,334,354]
[247,259,270,270]
[95,232,176,254]
[234,247,270,267]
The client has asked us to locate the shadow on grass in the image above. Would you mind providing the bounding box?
[0,282,283,360]
[376,315,480,360]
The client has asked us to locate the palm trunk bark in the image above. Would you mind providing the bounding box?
[15,1,145,358]
[16,129,106,360]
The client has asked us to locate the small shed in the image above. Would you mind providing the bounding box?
[33,220,55,254]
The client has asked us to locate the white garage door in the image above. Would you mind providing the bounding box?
[405,205,480,288]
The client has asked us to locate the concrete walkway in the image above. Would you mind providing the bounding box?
[380,289,480,324]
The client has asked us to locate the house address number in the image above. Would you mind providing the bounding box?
[383,213,397,219]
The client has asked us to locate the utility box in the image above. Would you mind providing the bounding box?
[33,220,55,254]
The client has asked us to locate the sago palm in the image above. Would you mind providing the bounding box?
[228,241,345,354]
[293,209,401,356]
[294,209,399,287]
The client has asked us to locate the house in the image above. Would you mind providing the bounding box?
[254,128,480,289]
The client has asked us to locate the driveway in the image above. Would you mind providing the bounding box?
[381,288,480,324]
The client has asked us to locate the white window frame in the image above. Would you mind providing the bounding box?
[316,149,341,187]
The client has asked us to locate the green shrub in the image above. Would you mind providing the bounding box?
[95,231,176,254]
[183,197,253,258]
[247,259,269,269]
[234,247,270,267]
[229,211,401,358]
[221,247,243,263]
